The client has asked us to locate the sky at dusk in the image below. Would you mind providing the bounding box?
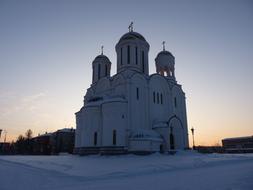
[0,0,252,145]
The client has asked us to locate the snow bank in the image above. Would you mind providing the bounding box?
[1,151,252,178]
[0,152,253,190]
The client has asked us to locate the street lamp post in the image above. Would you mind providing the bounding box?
[0,129,2,141]
[191,127,195,150]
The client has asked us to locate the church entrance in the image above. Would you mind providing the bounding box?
[167,116,185,150]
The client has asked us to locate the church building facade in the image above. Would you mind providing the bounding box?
[75,25,189,155]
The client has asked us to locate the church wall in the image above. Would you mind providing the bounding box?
[129,74,149,131]
[111,74,127,98]
[75,111,82,148]
[79,106,101,147]
[84,88,95,104]
[149,75,170,127]
[94,77,111,96]
[101,101,127,147]
[129,140,161,152]
[182,97,189,148]
[171,86,188,148]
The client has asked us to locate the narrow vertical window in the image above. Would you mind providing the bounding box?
[98,64,101,79]
[157,92,159,104]
[121,48,123,65]
[153,91,156,103]
[142,51,144,72]
[170,133,175,150]
[105,65,108,76]
[135,47,138,65]
[174,97,177,108]
[94,132,97,146]
[113,130,117,145]
[136,87,139,100]
[127,45,130,64]
[161,93,163,104]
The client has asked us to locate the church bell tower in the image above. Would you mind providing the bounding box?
[92,46,111,83]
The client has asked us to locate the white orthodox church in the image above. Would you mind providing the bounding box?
[75,25,189,155]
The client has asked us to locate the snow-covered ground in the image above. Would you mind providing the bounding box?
[0,151,252,190]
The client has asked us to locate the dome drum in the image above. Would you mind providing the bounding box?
[116,31,150,75]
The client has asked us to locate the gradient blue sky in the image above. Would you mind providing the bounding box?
[0,0,252,145]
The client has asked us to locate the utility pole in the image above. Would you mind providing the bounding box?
[191,127,195,150]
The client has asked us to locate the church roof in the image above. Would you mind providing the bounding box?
[119,31,146,43]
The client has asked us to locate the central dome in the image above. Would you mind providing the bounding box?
[118,31,146,43]
[116,29,150,75]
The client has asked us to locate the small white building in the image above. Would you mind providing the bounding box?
[75,26,189,155]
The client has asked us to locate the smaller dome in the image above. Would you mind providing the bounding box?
[93,54,111,63]
[155,50,175,66]
[156,50,174,59]
[118,31,146,43]
[155,49,176,78]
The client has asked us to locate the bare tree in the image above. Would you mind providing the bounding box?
[25,129,33,139]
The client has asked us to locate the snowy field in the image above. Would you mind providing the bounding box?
[0,151,252,190]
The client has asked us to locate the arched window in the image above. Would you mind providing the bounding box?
[127,45,130,64]
[160,93,163,104]
[174,97,177,108]
[135,47,138,65]
[94,132,97,146]
[153,91,156,103]
[157,92,159,104]
[113,130,117,145]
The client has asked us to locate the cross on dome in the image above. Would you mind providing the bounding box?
[101,45,104,55]
[162,41,165,51]
[128,22,133,32]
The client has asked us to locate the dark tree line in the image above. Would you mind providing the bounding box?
[1,128,75,155]
[15,129,34,154]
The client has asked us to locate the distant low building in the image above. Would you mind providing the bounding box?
[32,133,53,155]
[51,128,75,154]
[195,146,224,154]
[32,128,75,155]
[222,136,253,153]
[0,142,12,154]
